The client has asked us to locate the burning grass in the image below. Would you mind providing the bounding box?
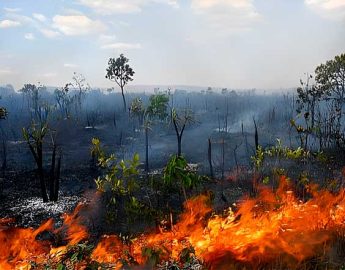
[1,176,345,269]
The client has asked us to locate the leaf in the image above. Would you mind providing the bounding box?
[263,176,270,185]
[92,137,100,146]
[56,263,66,270]
[133,153,140,163]
[70,252,79,263]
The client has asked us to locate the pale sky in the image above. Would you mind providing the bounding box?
[0,0,345,90]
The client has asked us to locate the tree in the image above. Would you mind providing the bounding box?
[129,93,170,171]
[130,97,150,172]
[20,84,47,122]
[20,84,61,202]
[54,83,74,119]
[23,122,49,202]
[130,97,145,127]
[295,74,325,149]
[145,93,169,171]
[146,93,169,121]
[72,72,90,118]
[22,121,61,202]
[106,54,135,112]
[0,105,7,196]
[171,108,195,157]
[0,104,8,165]
[315,53,345,146]
[296,54,345,149]
[296,74,324,129]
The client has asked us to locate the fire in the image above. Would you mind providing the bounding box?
[1,176,345,269]
[0,204,88,270]
[55,203,88,246]
[91,235,126,268]
[92,177,345,268]
[0,218,53,270]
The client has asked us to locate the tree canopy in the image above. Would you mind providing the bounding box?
[315,53,345,100]
[146,93,169,120]
[294,52,345,149]
[106,54,135,111]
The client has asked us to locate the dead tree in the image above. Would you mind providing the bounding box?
[221,137,225,180]
[0,107,7,196]
[253,118,259,151]
[49,137,62,202]
[208,138,214,178]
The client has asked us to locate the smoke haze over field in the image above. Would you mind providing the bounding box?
[0,0,345,90]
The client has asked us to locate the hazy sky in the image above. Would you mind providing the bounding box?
[0,0,345,90]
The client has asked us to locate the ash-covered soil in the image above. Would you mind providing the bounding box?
[0,166,97,228]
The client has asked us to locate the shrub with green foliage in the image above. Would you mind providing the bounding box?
[163,155,204,201]
[252,139,329,190]
[252,139,311,170]
[91,138,148,224]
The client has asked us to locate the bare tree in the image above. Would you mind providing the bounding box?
[72,72,90,118]
[171,108,195,157]
[54,83,74,119]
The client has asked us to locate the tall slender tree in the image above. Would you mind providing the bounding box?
[129,93,169,171]
[106,54,135,112]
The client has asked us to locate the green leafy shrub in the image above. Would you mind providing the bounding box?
[163,155,204,201]
[91,138,142,223]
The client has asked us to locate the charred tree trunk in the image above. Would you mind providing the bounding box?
[28,140,48,202]
[49,144,61,201]
[225,97,229,132]
[173,117,185,157]
[177,136,182,157]
[53,155,61,202]
[233,143,240,174]
[113,111,117,129]
[253,118,259,151]
[0,140,5,197]
[145,127,149,172]
[1,139,7,172]
[208,138,214,178]
[49,144,56,200]
[121,86,127,112]
[221,137,225,180]
[37,143,48,202]
[118,131,123,146]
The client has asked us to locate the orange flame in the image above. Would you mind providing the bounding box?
[0,203,88,269]
[120,176,345,268]
[1,177,345,269]
[0,218,53,269]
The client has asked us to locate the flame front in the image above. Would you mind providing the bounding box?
[0,204,88,270]
[1,177,345,269]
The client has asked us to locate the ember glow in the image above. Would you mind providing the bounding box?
[1,177,345,269]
